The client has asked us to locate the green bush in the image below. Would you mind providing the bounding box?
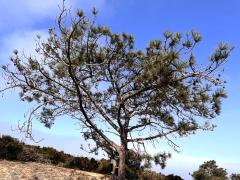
[231,174,240,180]
[191,160,228,180]
[66,157,97,171]
[0,135,186,180]
[96,159,112,174]
[19,146,41,162]
[165,174,184,180]
[126,150,143,179]
[65,157,86,170]
[41,147,67,164]
[89,158,99,171]
[140,170,166,180]
[0,135,23,160]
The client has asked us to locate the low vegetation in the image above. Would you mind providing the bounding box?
[191,160,240,180]
[0,135,183,179]
[1,135,240,179]
[0,135,113,174]
[0,135,23,160]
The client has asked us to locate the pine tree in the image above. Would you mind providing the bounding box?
[1,2,233,179]
[191,160,228,180]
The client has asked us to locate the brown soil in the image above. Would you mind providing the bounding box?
[0,160,109,180]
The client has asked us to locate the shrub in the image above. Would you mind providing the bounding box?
[231,174,240,180]
[65,157,86,170]
[18,146,41,162]
[0,135,23,160]
[41,147,67,164]
[96,159,112,174]
[140,170,165,180]
[89,158,99,171]
[126,150,143,179]
[191,160,228,180]
[166,174,184,180]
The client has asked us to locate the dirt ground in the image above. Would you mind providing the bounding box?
[0,160,109,180]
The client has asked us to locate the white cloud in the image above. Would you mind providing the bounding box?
[0,1,55,30]
[0,29,49,64]
[0,0,107,31]
[0,0,108,62]
[22,0,62,14]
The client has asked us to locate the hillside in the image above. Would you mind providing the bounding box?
[0,160,109,180]
[0,135,183,180]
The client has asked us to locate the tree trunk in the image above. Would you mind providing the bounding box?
[118,146,126,180]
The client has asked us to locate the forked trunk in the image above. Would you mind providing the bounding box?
[118,146,126,180]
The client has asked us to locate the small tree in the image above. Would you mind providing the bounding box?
[231,174,240,180]
[0,135,23,160]
[191,160,228,180]
[0,2,233,179]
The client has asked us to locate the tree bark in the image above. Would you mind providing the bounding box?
[118,146,126,180]
[111,159,117,176]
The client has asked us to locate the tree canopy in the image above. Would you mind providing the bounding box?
[231,174,240,180]
[0,2,233,179]
[191,160,228,180]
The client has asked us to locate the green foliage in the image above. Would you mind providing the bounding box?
[0,135,186,179]
[1,3,233,179]
[125,150,143,179]
[140,170,166,180]
[19,146,41,162]
[65,157,99,171]
[96,159,112,174]
[65,157,86,169]
[231,174,240,180]
[165,174,184,180]
[0,135,23,160]
[139,171,184,180]
[41,147,67,164]
[191,160,228,180]
[124,151,172,179]
[89,158,100,171]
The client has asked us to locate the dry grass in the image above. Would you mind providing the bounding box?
[0,160,109,180]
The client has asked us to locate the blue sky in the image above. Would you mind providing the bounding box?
[0,0,240,179]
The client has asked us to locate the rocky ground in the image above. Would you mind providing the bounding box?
[0,160,109,180]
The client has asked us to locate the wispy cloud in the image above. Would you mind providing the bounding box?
[0,0,108,63]
[0,0,107,33]
[0,0,108,157]
[0,29,49,65]
[0,1,57,31]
